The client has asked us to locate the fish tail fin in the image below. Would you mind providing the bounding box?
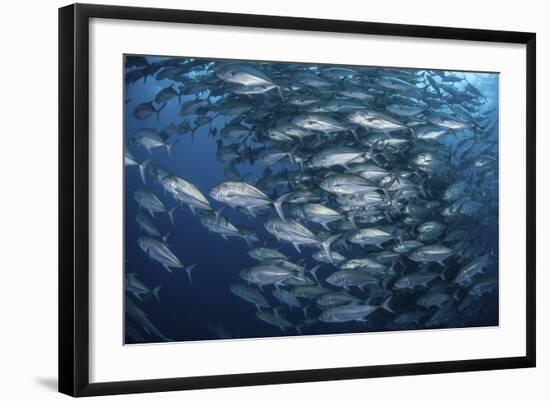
[167,206,177,226]
[310,264,321,284]
[151,286,162,303]
[138,159,151,184]
[381,296,395,313]
[185,264,198,287]
[273,192,291,221]
[390,166,401,184]
[320,234,342,265]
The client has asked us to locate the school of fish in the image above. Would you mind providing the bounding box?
[124,55,499,342]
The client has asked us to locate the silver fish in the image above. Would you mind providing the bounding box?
[346,228,393,248]
[408,245,454,265]
[125,273,161,302]
[320,174,379,195]
[319,298,393,323]
[230,283,270,311]
[137,236,196,280]
[210,181,286,219]
[248,247,287,261]
[134,189,176,225]
[264,217,340,260]
[161,175,212,214]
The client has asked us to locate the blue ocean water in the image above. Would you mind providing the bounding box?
[124,56,499,344]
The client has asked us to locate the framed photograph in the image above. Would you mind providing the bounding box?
[59,3,536,397]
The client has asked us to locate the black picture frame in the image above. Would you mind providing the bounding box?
[59,3,536,397]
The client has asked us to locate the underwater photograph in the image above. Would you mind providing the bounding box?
[123,55,499,344]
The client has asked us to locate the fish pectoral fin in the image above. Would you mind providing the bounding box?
[320,234,341,264]
[185,264,197,287]
[138,159,151,184]
[273,193,291,221]
[276,86,285,102]
[151,286,162,303]
[214,207,225,225]
[341,162,352,171]
[292,243,302,253]
[162,265,172,273]
[167,206,177,226]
